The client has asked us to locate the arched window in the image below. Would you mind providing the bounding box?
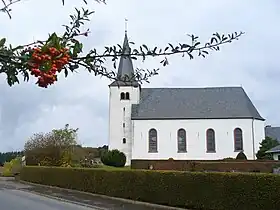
[148,128,158,153]
[206,128,216,152]
[234,128,243,151]
[177,129,187,152]
[123,138,126,144]
[125,92,130,100]
[120,92,125,100]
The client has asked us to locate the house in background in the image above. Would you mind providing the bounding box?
[265,126,280,160]
[265,145,280,160]
[108,32,266,165]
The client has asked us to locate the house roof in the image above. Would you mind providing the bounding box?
[265,126,280,142]
[109,32,139,87]
[131,87,264,120]
[266,145,280,154]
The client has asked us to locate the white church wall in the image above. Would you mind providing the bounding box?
[108,86,140,165]
[132,118,265,161]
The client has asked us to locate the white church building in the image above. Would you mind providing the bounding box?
[108,33,265,165]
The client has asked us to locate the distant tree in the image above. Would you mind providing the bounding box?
[97,145,108,157]
[24,124,79,166]
[256,137,280,160]
[0,151,23,165]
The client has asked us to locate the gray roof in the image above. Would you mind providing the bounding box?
[265,126,280,142]
[109,33,139,87]
[266,145,280,154]
[131,87,264,120]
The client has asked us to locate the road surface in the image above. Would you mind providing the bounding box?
[0,178,99,210]
[0,188,98,210]
[0,177,179,210]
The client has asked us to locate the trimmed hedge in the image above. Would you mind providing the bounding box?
[20,166,280,210]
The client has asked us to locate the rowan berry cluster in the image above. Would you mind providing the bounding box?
[28,47,70,88]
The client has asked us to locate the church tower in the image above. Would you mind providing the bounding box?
[108,32,140,166]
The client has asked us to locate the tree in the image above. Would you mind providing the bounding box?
[0,0,244,88]
[24,124,79,166]
[0,151,23,164]
[101,149,126,167]
[256,137,280,160]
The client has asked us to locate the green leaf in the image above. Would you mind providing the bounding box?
[0,38,6,47]
[211,37,218,44]
[142,44,148,51]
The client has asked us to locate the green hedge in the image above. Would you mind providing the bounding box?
[20,166,280,210]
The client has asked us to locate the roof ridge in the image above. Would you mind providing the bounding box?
[142,86,242,89]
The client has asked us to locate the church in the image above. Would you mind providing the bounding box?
[108,33,265,165]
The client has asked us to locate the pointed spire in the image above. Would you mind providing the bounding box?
[109,30,139,87]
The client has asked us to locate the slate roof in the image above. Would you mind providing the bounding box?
[266,145,280,153]
[109,32,139,87]
[265,126,280,142]
[131,87,264,120]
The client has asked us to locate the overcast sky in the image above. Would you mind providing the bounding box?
[0,0,279,152]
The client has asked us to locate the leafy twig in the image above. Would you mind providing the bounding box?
[0,0,21,19]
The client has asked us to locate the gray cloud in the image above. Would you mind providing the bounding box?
[0,0,279,151]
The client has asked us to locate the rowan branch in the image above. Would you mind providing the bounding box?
[0,0,21,18]
[0,3,244,88]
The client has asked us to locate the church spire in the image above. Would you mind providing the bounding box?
[109,21,139,87]
[116,32,134,78]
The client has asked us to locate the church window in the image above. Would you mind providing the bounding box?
[125,92,130,100]
[234,128,243,151]
[206,128,216,152]
[120,92,125,100]
[177,128,187,152]
[123,138,126,144]
[148,128,158,153]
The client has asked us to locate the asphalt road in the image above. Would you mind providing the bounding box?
[0,188,98,210]
[0,177,181,210]
[0,178,99,210]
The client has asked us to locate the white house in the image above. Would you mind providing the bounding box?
[108,33,265,165]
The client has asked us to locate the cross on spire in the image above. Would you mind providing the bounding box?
[125,18,128,34]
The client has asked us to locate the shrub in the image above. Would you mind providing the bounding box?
[20,166,280,210]
[2,157,22,176]
[236,151,247,160]
[2,162,12,177]
[222,157,235,161]
[101,149,126,167]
